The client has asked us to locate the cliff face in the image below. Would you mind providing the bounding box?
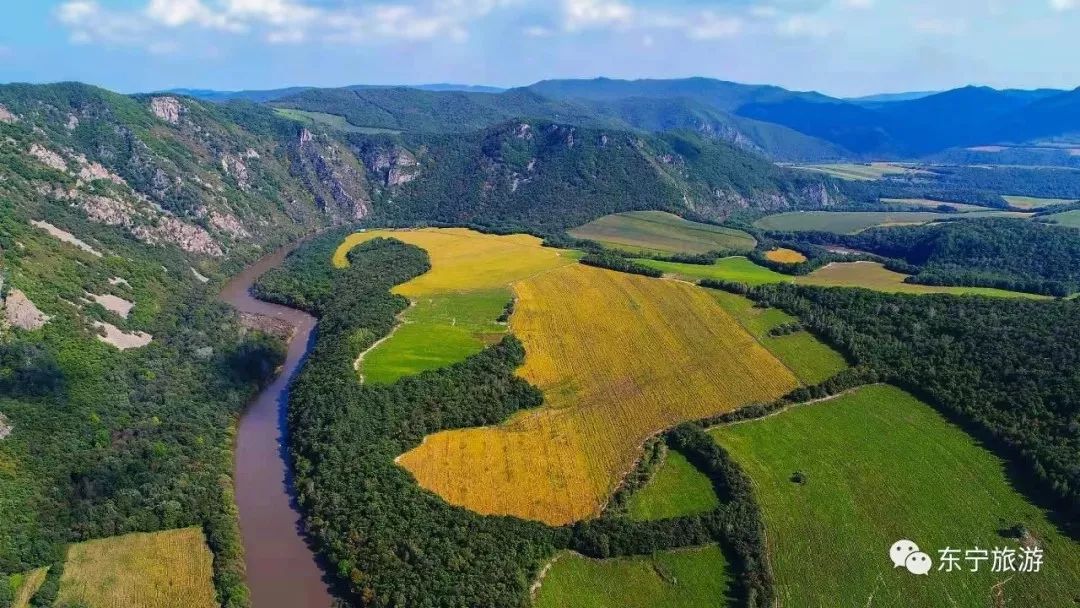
[290,128,372,222]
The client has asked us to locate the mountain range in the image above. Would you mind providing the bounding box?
[173,77,1080,163]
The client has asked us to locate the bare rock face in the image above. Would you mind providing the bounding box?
[31,220,103,257]
[210,210,250,239]
[360,144,419,187]
[28,144,68,172]
[0,104,17,124]
[220,154,251,191]
[294,130,372,221]
[515,123,533,140]
[66,114,80,130]
[150,96,183,124]
[81,194,136,226]
[134,217,223,257]
[3,288,51,330]
[94,321,152,350]
[0,413,12,441]
[73,153,126,185]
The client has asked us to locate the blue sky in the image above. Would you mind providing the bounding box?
[1,0,1079,97]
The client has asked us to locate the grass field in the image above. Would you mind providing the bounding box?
[638,256,791,285]
[533,547,734,608]
[880,198,994,212]
[10,567,48,608]
[1042,209,1080,228]
[791,163,915,181]
[568,211,756,255]
[711,385,1080,607]
[708,289,848,385]
[1003,195,1078,209]
[626,449,719,521]
[56,527,217,608]
[397,264,798,525]
[763,248,807,264]
[334,229,575,383]
[753,210,1029,234]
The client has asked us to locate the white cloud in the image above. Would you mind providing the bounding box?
[1050,0,1076,10]
[688,13,744,40]
[913,17,967,36]
[841,0,874,9]
[776,14,833,37]
[562,0,634,31]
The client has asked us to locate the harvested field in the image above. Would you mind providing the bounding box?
[57,527,217,608]
[800,261,1050,298]
[397,264,798,525]
[763,248,807,264]
[568,211,756,255]
[1003,195,1078,209]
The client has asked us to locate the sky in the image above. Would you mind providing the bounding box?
[1,0,1079,97]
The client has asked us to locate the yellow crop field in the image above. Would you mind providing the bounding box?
[398,264,798,525]
[763,248,807,264]
[333,228,576,382]
[56,527,217,608]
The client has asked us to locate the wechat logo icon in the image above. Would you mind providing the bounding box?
[890,539,932,575]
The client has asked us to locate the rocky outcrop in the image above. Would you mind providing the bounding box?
[3,288,50,330]
[86,292,135,318]
[220,154,251,191]
[31,220,103,257]
[210,211,250,239]
[93,321,152,350]
[133,217,223,257]
[358,143,419,187]
[73,153,126,185]
[293,130,371,221]
[29,144,68,172]
[150,96,183,125]
[0,104,17,124]
[0,413,12,441]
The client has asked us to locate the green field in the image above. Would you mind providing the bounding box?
[273,107,402,134]
[711,385,1080,607]
[708,289,848,385]
[753,210,1029,233]
[638,256,790,285]
[626,449,719,521]
[1043,209,1080,228]
[533,547,734,608]
[1003,195,1078,209]
[361,289,509,384]
[791,163,915,181]
[569,211,756,255]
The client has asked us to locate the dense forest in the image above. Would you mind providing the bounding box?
[747,284,1080,524]
[770,218,1080,295]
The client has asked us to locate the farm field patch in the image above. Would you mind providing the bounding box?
[397,264,798,525]
[533,547,734,608]
[56,527,217,608]
[273,108,402,134]
[638,256,791,285]
[711,385,1080,607]
[791,163,919,181]
[708,289,848,385]
[1003,195,1078,209]
[626,449,719,521]
[569,211,756,255]
[800,262,1050,298]
[763,248,807,264]
[1043,209,1080,228]
[753,210,1028,233]
[334,228,574,382]
[880,198,994,212]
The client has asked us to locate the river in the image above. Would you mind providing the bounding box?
[220,243,333,608]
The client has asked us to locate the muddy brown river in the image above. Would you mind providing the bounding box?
[220,243,332,608]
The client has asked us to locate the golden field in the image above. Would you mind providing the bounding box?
[398,264,798,525]
[763,248,807,264]
[56,527,217,608]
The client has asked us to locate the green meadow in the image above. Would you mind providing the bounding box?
[638,256,790,285]
[753,210,1028,234]
[569,211,756,255]
[711,385,1080,608]
[626,449,719,521]
[533,547,734,608]
[361,289,509,384]
[1043,209,1080,228]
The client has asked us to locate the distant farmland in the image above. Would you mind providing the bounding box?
[753,210,1029,233]
[568,211,756,255]
[626,449,719,521]
[790,162,919,181]
[1003,195,1078,209]
[334,229,574,383]
[534,547,734,608]
[711,385,1080,607]
[763,247,807,264]
[56,527,217,608]
[1043,209,1080,228]
[397,263,798,525]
